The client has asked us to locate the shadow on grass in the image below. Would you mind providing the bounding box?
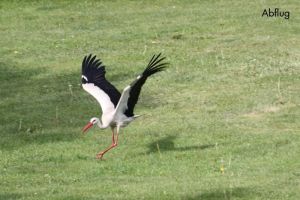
[0,62,83,150]
[0,193,22,200]
[146,135,216,154]
[186,187,256,200]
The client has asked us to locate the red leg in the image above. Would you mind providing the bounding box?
[96,127,119,159]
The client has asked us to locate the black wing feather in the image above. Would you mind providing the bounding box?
[124,53,168,116]
[81,54,121,107]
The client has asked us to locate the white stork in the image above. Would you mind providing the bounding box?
[81,53,168,159]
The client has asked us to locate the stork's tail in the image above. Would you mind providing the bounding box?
[133,114,143,119]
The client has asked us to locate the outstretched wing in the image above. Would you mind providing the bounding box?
[115,53,168,117]
[81,54,121,114]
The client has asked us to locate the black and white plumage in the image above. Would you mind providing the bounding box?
[81,53,168,159]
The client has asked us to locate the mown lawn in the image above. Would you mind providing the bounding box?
[0,0,299,199]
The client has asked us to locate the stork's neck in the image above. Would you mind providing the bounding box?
[95,117,111,129]
[95,118,105,129]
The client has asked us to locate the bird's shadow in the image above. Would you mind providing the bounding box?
[145,135,216,154]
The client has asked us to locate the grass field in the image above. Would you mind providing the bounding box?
[0,0,299,199]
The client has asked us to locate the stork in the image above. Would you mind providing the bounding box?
[81,53,168,159]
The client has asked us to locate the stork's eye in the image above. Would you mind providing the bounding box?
[82,78,87,84]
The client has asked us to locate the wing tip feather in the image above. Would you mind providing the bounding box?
[144,53,168,77]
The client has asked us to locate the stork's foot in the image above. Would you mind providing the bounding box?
[96,143,117,159]
[96,152,104,159]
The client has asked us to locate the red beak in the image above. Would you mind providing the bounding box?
[82,122,93,133]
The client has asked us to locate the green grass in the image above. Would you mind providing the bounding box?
[0,0,299,199]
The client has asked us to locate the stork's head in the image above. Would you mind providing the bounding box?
[82,117,99,133]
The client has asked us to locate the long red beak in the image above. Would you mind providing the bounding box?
[82,122,93,133]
